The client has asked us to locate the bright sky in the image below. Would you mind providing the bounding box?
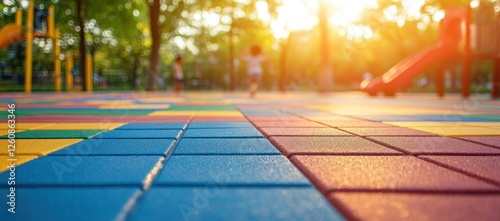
[259,0,433,39]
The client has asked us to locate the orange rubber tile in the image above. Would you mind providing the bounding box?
[269,136,400,156]
[291,156,498,193]
[369,137,500,155]
[340,127,435,136]
[246,116,306,122]
[260,128,351,137]
[330,193,500,221]
[421,156,500,184]
[252,121,327,128]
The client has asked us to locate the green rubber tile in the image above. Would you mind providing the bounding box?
[15,109,154,116]
[0,130,104,139]
[129,187,343,221]
[0,187,138,221]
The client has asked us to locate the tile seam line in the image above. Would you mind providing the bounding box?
[116,117,193,221]
[417,156,500,188]
[238,108,351,220]
[283,111,414,155]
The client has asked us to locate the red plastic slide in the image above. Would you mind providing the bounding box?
[361,7,466,96]
[0,24,23,51]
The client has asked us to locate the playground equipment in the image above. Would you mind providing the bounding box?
[0,0,92,93]
[64,54,93,92]
[0,0,59,93]
[361,5,500,98]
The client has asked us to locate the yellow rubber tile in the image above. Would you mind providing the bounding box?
[0,139,82,156]
[408,126,500,137]
[148,111,197,116]
[0,123,54,130]
[99,104,170,109]
[0,130,25,136]
[0,155,38,173]
[39,123,125,130]
[386,122,500,128]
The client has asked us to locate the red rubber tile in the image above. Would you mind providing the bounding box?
[269,136,400,156]
[370,137,500,155]
[340,127,434,136]
[291,156,498,192]
[322,121,395,128]
[253,121,327,128]
[247,116,306,122]
[421,156,500,184]
[305,116,362,121]
[260,128,351,137]
[191,116,248,122]
[330,192,500,221]
[458,137,500,148]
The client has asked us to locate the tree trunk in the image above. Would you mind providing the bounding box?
[76,0,87,91]
[279,33,293,92]
[146,0,160,91]
[317,0,332,92]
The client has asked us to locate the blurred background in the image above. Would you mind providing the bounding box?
[0,0,498,92]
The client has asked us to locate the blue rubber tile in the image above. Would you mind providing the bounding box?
[50,139,175,155]
[188,122,254,128]
[173,138,280,155]
[92,129,182,139]
[116,123,186,130]
[155,155,310,185]
[0,187,137,221]
[129,187,343,221]
[0,156,162,186]
[183,128,264,138]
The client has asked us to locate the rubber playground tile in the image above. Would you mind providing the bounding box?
[269,136,400,156]
[183,128,264,138]
[190,116,248,122]
[0,155,38,173]
[133,116,190,122]
[259,128,351,137]
[147,111,197,116]
[15,109,154,116]
[0,139,82,156]
[116,123,186,130]
[322,121,395,128]
[0,130,104,139]
[459,136,500,148]
[15,115,142,123]
[421,156,500,184]
[340,127,435,136]
[407,126,500,137]
[0,187,138,221]
[174,138,280,155]
[0,123,53,130]
[246,116,307,122]
[346,115,420,122]
[195,111,244,117]
[187,122,254,128]
[252,121,328,128]
[369,137,500,155]
[304,116,361,122]
[129,187,342,221]
[92,129,182,139]
[0,130,25,136]
[38,123,125,130]
[291,156,498,192]
[98,104,170,109]
[51,139,175,156]
[385,121,500,128]
[155,155,310,186]
[0,156,162,186]
[330,192,500,221]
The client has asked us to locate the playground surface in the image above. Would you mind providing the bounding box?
[1,91,500,221]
